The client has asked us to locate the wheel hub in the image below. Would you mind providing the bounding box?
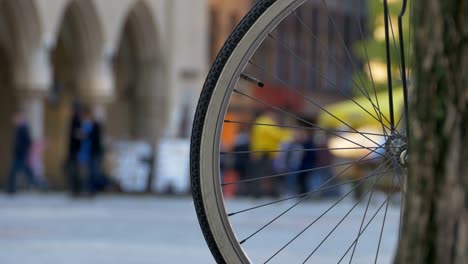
[385,134,408,167]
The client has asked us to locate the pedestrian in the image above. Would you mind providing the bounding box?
[88,114,107,192]
[249,110,291,198]
[6,110,40,194]
[314,131,340,197]
[297,119,318,196]
[66,101,82,196]
[77,107,105,195]
[274,128,305,196]
[232,126,250,196]
[29,138,48,189]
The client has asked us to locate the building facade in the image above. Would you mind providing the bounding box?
[208,0,368,148]
[208,0,253,63]
[0,0,208,187]
[0,0,368,189]
[250,0,368,114]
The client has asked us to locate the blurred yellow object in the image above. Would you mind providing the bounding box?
[250,114,291,158]
[328,125,385,159]
[318,88,404,130]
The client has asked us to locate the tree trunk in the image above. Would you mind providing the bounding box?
[394,0,468,263]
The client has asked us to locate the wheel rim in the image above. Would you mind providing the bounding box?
[197,0,411,263]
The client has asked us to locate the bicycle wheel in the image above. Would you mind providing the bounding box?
[191,0,411,263]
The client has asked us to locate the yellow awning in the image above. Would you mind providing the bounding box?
[318,88,404,130]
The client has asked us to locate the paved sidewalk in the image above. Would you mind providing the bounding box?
[0,194,213,264]
[0,193,399,264]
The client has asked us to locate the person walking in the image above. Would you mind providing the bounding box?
[88,114,106,192]
[249,110,291,197]
[77,107,105,195]
[274,129,305,196]
[66,101,82,196]
[6,110,39,194]
[232,126,250,196]
[298,128,318,196]
[314,131,340,197]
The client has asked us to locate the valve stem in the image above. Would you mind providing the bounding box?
[241,73,264,87]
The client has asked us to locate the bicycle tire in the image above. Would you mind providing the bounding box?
[191,2,278,262]
[191,0,409,263]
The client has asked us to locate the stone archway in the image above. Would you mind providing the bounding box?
[0,46,16,187]
[51,0,106,98]
[0,0,47,188]
[107,0,167,142]
[0,0,43,77]
[44,0,108,187]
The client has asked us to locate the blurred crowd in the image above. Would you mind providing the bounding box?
[222,110,342,199]
[6,103,112,197]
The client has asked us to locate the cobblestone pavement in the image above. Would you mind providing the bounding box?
[0,193,399,264]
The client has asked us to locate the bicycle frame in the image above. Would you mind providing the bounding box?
[384,0,409,136]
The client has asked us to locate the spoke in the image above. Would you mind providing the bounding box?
[247,59,388,147]
[388,13,404,82]
[224,119,387,137]
[315,0,394,132]
[221,146,387,156]
[389,8,410,137]
[249,58,390,136]
[337,198,391,263]
[347,160,403,263]
[394,166,407,198]
[228,167,392,217]
[337,173,400,264]
[232,88,386,157]
[398,175,406,241]
[357,0,390,137]
[291,11,366,96]
[383,0,396,131]
[317,1,376,107]
[222,156,381,186]
[374,171,396,264]
[301,162,392,264]
[394,110,408,137]
[255,36,391,135]
[238,151,386,245]
[407,0,412,82]
[397,0,411,138]
[291,10,388,127]
[395,112,406,133]
[266,161,393,263]
[348,161,386,263]
[389,161,407,241]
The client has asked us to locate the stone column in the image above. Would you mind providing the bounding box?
[12,48,52,140]
[132,62,168,142]
[16,89,48,182]
[6,48,52,185]
[75,59,115,123]
[17,90,46,140]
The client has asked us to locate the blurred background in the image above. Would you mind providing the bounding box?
[0,0,406,263]
[0,0,404,195]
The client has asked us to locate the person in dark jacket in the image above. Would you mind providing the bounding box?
[89,118,107,192]
[232,126,250,196]
[297,117,318,196]
[297,132,317,195]
[66,101,82,196]
[6,111,39,194]
[78,107,105,194]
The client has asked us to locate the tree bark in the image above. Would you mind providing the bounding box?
[394,0,468,263]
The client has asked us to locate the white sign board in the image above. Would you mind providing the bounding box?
[153,139,190,194]
[111,141,153,192]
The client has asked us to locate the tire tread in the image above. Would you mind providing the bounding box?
[190,1,276,263]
